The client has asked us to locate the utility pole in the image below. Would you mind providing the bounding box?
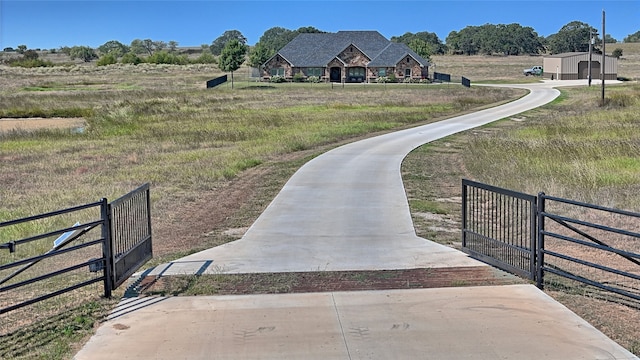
[601,9,606,105]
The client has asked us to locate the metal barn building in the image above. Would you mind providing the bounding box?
[543,52,618,80]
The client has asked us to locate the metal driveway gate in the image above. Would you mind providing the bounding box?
[0,184,152,315]
[110,183,153,288]
[462,179,537,280]
[462,179,640,304]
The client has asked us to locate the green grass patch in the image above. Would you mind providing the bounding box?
[409,199,450,215]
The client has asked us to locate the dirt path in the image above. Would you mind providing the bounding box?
[0,117,85,132]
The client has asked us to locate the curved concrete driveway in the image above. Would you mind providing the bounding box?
[77,80,638,360]
[151,81,580,275]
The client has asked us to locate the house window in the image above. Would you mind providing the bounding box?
[307,68,322,77]
[348,68,365,77]
[270,68,285,76]
[405,68,411,77]
[407,57,410,63]
[378,68,386,77]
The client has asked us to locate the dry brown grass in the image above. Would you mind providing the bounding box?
[1,46,639,357]
[0,117,85,132]
[432,43,640,82]
[432,54,545,82]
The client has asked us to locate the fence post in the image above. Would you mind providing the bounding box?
[536,192,545,289]
[101,198,113,298]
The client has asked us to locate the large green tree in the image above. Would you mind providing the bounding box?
[218,39,247,89]
[130,39,166,56]
[256,26,324,56]
[623,31,640,43]
[446,27,481,55]
[168,41,179,53]
[407,39,432,61]
[257,27,295,55]
[248,42,272,69]
[210,30,247,56]
[547,21,598,54]
[446,24,542,55]
[97,40,129,57]
[69,46,98,62]
[604,34,617,43]
[391,31,447,55]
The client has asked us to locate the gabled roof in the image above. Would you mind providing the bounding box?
[368,42,429,67]
[546,52,589,58]
[272,31,430,68]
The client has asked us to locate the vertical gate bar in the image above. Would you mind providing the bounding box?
[490,189,493,256]
[126,199,132,252]
[501,193,504,262]
[528,196,534,280]
[536,193,545,288]
[484,189,488,255]
[516,199,524,271]
[101,198,113,298]
[484,188,489,255]
[462,181,468,248]
[146,186,152,255]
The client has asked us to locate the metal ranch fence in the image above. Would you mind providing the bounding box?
[206,75,228,89]
[0,184,152,316]
[462,179,640,305]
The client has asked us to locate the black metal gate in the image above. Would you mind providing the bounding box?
[0,184,152,315]
[462,179,640,304]
[462,179,537,280]
[109,183,152,288]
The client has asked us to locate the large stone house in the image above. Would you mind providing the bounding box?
[262,31,430,83]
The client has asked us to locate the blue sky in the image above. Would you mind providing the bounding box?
[0,0,638,50]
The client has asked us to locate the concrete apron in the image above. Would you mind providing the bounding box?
[75,284,637,360]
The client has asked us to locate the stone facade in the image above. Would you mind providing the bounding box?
[262,54,293,80]
[262,31,430,83]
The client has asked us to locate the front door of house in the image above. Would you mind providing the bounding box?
[330,67,341,82]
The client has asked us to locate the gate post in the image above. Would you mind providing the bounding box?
[536,192,545,289]
[529,194,538,282]
[101,198,113,298]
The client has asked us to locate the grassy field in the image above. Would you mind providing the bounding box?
[1,48,640,358]
[402,83,640,354]
[432,42,640,82]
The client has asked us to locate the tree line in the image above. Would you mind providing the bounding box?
[232,21,637,68]
[3,22,639,69]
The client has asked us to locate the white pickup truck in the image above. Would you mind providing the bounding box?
[523,66,543,76]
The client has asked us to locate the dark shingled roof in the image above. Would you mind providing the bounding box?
[368,42,428,67]
[274,31,430,67]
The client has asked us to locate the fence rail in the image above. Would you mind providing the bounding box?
[462,179,640,305]
[0,185,152,316]
[537,193,640,304]
[0,199,109,315]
